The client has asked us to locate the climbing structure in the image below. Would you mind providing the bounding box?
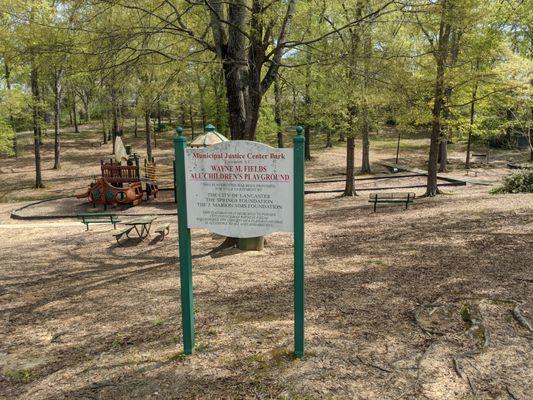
[76,177,143,209]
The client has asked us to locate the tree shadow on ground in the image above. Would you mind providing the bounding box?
[2,198,532,399]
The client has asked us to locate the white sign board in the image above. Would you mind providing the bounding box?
[185,141,293,238]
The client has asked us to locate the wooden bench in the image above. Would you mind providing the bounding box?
[368,192,415,212]
[154,223,170,239]
[112,226,134,244]
[78,213,121,230]
[471,153,488,164]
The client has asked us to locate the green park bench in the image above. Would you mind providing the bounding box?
[78,212,121,230]
[368,192,416,212]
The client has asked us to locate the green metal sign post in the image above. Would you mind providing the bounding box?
[293,126,305,358]
[174,131,194,354]
[174,126,305,358]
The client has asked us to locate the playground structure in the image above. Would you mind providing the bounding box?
[142,159,175,200]
[77,152,161,208]
[76,177,143,209]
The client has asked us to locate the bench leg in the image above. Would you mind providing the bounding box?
[373,201,377,213]
[86,223,89,231]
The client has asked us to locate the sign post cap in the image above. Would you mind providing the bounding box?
[176,126,183,135]
[296,126,304,135]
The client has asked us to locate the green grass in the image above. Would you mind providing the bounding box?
[3,368,33,383]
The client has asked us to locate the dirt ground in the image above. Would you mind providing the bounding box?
[1,126,532,399]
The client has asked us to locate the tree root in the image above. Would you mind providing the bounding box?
[506,385,518,400]
[355,355,393,373]
[452,356,465,379]
[512,303,533,332]
[420,187,445,198]
[452,352,480,396]
[413,303,447,336]
[209,237,238,254]
[394,340,434,400]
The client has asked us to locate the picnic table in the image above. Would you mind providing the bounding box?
[123,216,157,240]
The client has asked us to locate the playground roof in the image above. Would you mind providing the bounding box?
[189,131,229,147]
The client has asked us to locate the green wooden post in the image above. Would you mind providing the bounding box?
[174,128,195,355]
[293,125,305,358]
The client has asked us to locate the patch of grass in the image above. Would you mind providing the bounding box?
[3,368,33,383]
[460,304,471,326]
[166,335,180,344]
[195,340,209,352]
[248,348,293,379]
[126,355,139,366]
[112,333,130,348]
[280,394,315,400]
[168,352,188,362]
[153,318,165,327]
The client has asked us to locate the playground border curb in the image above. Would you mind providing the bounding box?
[10,196,179,221]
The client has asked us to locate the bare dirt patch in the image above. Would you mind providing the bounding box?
[1,127,532,399]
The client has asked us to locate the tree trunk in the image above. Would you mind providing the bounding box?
[274,76,283,148]
[213,67,225,131]
[111,90,119,153]
[31,67,44,188]
[425,6,451,197]
[134,116,138,137]
[506,108,514,146]
[72,92,79,133]
[530,129,533,162]
[530,108,533,162]
[189,104,195,139]
[53,70,63,169]
[304,52,311,160]
[119,97,124,131]
[361,115,371,173]
[465,61,479,169]
[84,99,90,123]
[145,109,153,161]
[157,99,162,126]
[304,126,311,160]
[326,130,332,148]
[343,0,363,195]
[199,89,207,129]
[360,11,372,174]
[101,116,107,145]
[153,119,157,148]
[439,30,461,173]
[292,87,298,126]
[4,61,17,156]
[180,104,187,128]
[343,137,356,196]
[208,0,296,141]
[438,139,447,172]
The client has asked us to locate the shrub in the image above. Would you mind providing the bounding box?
[491,170,533,194]
[155,123,170,132]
